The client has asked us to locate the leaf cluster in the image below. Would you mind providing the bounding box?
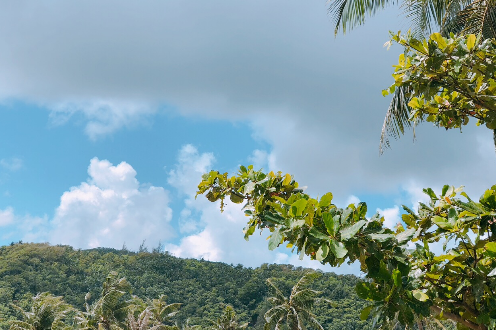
[383,31,496,132]
[197,166,496,330]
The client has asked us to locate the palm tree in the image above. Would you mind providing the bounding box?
[75,272,132,330]
[326,0,496,152]
[146,295,181,328]
[263,273,325,330]
[211,305,248,330]
[126,308,171,330]
[9,292,74,330]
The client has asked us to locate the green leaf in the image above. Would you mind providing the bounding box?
[432,216,453,230]
[282,173,292,186]
[430,33,447,49]
[318,192,333,208]
[485,242,496,257]
[323,213,339,236]
[368,233,394,242]
[330,240,348,259]
[340,220,367,240]
[488,267,496,277]
[268,230,283,250]
[316,244,329,261]
[412,290,429,301]
[396,227,416,244]
[360,305,373,320]
[309,227,330,240]
[423,188,437,200]
[355,282,370,299]
[291,199,308,217]
[467,34,476,51]
[392,269,402,287]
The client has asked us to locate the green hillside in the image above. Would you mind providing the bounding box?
[0,242,369,329]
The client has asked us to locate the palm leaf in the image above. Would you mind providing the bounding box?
[329,0,398,34]
[379,85,414,154]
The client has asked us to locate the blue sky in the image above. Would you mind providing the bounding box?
[0,0,495,274]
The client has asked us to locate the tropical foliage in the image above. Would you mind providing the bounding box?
[197,166,496,330]
[382,31,496,149]
[10,292,73,330]
[210,305,248,330]
[264,273,324,330]
[0,243,367,330]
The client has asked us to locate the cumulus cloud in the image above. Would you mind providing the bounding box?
[0,207,14,226]
[377,205,400,229]
[165,145,287,267]
[50,158,173,250]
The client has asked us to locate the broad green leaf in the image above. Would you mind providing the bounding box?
[467,34,476,51]
[368,233,394,242]
[309,227,330,240]
[291,199,308,217]
[319,192,333,208]
[316,244,329,261]
[340,220,367,240]
[330,240,348,259]
[323,213,340,236]
[360,305,373,320]
[433,254,456,262]
[282,173,292,186]
[431,33,447,49]
[392,269,402,287]
[412,290,429,301]
[243,225,256,240]
[396,227,416,244]
[486,242,496,255]
[432,216,453,230]
[244,182,256,195]
[268,230,283,250]
[355,282,370,299]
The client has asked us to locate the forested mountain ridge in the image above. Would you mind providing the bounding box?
[0,243,368,329]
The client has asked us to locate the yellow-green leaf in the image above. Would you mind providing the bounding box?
[467,34,476,51]
[431,33,447,49]
[282,173,292,186]
[412,290,429,301]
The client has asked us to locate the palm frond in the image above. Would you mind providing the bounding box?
[441,0,496,38]
[379,85,413,154]
[328,0,397,35]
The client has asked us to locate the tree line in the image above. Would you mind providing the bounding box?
[0,243,368,330]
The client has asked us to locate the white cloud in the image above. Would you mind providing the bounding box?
[49,100,157,140]
[0,207,14,226]
[377,205,400,229]
[165,145,284,267]
[345,195,360,206]
[50,157,173,250]
[0,157,23,171]
[167,144,215,196]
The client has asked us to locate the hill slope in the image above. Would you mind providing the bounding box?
[0,243,369,329]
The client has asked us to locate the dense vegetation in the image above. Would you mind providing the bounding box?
[0,242,368,329]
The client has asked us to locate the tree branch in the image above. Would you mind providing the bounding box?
[430,306,486,330]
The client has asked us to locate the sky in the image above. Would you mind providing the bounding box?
[0,0,495,275]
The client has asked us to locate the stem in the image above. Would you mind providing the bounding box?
[430,306,486,330]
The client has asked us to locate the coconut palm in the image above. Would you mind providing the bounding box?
[75,272,132,330]
[9,292,74,330]
[263,273,325,330]
[210,306,248,330]
[126,308,171,330]
[326,0,496,152]
[146,295,181,328]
